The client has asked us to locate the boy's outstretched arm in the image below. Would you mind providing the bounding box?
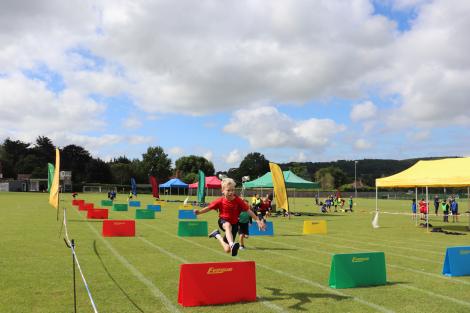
[194,206,211,215]
[247,209,266,230]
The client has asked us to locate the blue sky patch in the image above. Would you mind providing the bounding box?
[22,63,66,93]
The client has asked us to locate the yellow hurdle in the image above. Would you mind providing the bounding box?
[303,220,327,234]
[154,200,166,207]
[179,204,193,210]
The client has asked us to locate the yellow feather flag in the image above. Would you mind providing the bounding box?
[269,162,289,212]
[49,148,60,209]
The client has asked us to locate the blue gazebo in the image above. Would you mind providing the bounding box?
[159,178,188,196]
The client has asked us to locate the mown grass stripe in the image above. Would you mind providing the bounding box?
[143,222,396,313]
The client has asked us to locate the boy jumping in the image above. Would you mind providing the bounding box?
[194,178,265,256]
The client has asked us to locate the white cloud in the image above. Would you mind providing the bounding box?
[354,138,372,150]
[289,151,308,162]
[224,106,344,150]
[127,135,153,145]
[122,116,142,129]
[2,0,470,162]
[203,150,213,161]
[407,130,430,141]
[89,0,396,114]
[168,146,184,157]
[350,101,378,122]
[225,149,242,165]
[0,73,105,140]
[379,1,470,128]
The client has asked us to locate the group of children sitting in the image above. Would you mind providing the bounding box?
[318,195,354,213]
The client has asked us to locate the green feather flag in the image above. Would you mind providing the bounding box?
[197,170,206,204]
[47,163,55,192]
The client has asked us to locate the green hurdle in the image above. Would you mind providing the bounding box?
[329,252,386,288]
[177,221,208,237]
[113,203,128,211]
[135,209,155,219]
[101,200,113,206]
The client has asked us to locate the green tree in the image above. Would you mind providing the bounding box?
[237,152,270,183]
[32,136,55,165]
[174,155,215,183]
[61,144,92,184]
[0,138,31,177]
[16,154,41,174]
[111,156,131,164]
[110,162,133,185]
[141,146,172,183]
[130,159,146,183]
[315,166,347,189]
[85,159,113,183]
[289,163,310,180]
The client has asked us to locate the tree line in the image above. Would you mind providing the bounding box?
[0,136,452,191]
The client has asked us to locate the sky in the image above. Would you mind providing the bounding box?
[1,0,470,171]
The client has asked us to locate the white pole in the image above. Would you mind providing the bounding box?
[293,189,296,212]
[375,186,378,212]
[415,187,418,226]
[426,186,429,232]
[467,187,470,231]
[354,161,358,204]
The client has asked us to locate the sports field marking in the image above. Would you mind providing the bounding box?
[324,233,443,256]
[138,233,286,312]
[138,237,188,263]
[289,235,442,265]
[254,236,470,287]
[143,223,396,313]
[72,211,182,313]
[272,220,450,256]
[399,284,470,308]
[252,237,470,308]
[254,232,441,265]
[333,226,468,248]
[325,229,450,249]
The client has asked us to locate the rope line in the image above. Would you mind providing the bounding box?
[63,208,99,313]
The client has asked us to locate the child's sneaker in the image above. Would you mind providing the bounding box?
[208,229,220,239]
[231,243,240,256]
[239,245,245,250]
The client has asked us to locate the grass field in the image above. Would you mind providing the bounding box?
[1,192,470,313]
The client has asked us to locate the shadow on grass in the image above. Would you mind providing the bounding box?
[386,281,409,286]
[93,241,145,313]
[440,225,470,232]
[68,219,102,223]
[264,287,350,311]
[252,247,298,251]
[291,212,347,217]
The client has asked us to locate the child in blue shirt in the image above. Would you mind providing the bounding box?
[411,199,417,220]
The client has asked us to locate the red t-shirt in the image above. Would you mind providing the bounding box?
[207,195,249,224]
[259,200,271,212]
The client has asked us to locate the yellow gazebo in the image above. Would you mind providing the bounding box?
[375,157,470,230]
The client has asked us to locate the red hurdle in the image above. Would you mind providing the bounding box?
[87,209,108,219]
[178,261,256,306]
[102,220,135,237]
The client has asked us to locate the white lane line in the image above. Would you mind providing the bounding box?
[255,236,470,287]
[73,210,182,313]
[138,237,188,264]
[138,225,287,313]
[255,242,470,308]
[284,235,441,265]
[144,223,395,313]
[318,233,442,256]
[399,284,470,308]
